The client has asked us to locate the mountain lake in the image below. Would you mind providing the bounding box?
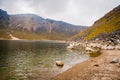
[0,40,89,80]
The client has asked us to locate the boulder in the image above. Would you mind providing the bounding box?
[56,61,64,67]
[110,58,119,63]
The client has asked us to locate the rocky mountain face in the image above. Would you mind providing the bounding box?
[9,14,85,35]
[0,9,9,28]
[94,28,120,45]
[0,10,86,40]
[72,5,120,44]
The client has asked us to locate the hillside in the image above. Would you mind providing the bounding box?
[0,9,86,40]
[0,9,9,28]
[72,5,120,42]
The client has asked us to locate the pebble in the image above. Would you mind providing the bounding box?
[93,64,99,67]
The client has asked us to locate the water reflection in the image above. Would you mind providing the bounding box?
[0,40,89,80]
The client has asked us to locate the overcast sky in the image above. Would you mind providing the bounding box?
[0,0,120,26]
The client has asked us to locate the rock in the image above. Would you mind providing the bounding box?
[93,64,99,67]
[107,46,115,50]
[101,45,115,50]
[56,61,64,67]
[67,43,75,49]
[85,47,94,52]
[67,45,74,49]
[115,45,120,50]
[110,58,119,63]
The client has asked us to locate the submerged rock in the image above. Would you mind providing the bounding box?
[56,61,64,67]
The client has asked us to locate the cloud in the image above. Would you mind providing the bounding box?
[29,0,69,14]
[0,0,120,26]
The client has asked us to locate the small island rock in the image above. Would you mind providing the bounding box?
[56,61,64,67]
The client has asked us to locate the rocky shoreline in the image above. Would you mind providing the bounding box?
[53,50,120,80]
[52,40,120,80]
[67,41,120,50]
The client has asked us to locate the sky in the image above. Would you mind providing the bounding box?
[0,0,120,26]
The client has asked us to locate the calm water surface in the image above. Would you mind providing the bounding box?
[0,40,89,80]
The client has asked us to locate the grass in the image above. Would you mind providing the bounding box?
[72,5,120,40]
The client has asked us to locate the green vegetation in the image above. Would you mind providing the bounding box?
[89,51,101,57]
[72,5,120,40]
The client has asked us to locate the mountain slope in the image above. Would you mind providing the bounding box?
[0,9,9,28]
[0,9,86,40]
[0,9,11,39]
[9,14,85,34]
[72,5,120,41]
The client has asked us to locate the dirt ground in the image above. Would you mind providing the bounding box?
[53,50,120,80]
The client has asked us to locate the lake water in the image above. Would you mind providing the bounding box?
[0,40,89,80]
